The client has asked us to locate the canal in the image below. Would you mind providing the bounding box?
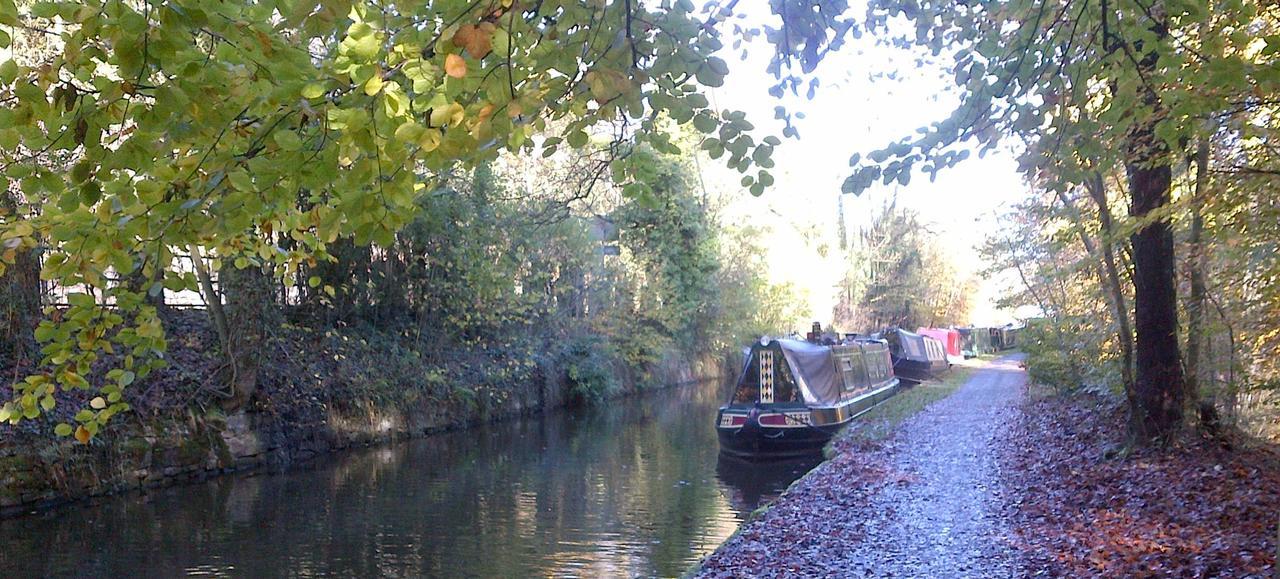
[0,379,818,577]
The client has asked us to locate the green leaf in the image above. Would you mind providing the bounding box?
[301,83,326,99]
[348,25,380,60]
[394,121,424,143]
[692,113,717,134]
[274,130,303,151]
[54,423,73,437]
[841,175,858,195]
[0,59,16,85]
[706,56,729,76]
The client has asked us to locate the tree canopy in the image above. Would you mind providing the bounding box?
[0,0,783,435]
[3,0,1278,445]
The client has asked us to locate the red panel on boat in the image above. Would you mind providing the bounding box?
[758,414,788,426]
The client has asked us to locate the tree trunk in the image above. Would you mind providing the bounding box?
[1056,183,1133,398]
[218,261,276,411]
[1125,132,1186,443]
[1185,134,1210,416]
[190,247,275,410]
[124,249,167,311]
[1081,174,1137,401]
[0,192,42,365]
[1119,2,1186,445]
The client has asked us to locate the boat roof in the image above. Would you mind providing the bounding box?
[762,338,887,407]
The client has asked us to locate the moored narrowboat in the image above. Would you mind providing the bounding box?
[917,327,964,364]
[716,337,901,459]
[887,328,950,385]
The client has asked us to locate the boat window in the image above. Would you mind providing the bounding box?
[841,352,868,392]
[774,359,800,403]
[732,355,761,404]
[731,349,800,404]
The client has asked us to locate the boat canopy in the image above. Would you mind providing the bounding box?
[730,338,897,408]
[894,329,947,363]
[772,339,843,406]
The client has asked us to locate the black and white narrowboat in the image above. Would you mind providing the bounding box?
[887,328,950,385]
[716,338,901,459]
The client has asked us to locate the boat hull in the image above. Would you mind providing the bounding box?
[716,379,902,460]
[892,357,949,385]
[717,422,840,459]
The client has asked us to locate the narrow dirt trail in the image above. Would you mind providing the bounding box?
[699,355,1027,578]
[850,354,1026,576]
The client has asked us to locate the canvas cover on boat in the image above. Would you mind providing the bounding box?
[773,339,843,407]
[895,329,945,363]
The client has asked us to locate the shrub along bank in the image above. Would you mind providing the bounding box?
[0,151,801,516]
[0,310,733,517]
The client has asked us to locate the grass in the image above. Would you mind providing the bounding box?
[826,363,981,453]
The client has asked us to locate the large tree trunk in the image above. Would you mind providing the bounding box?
[1119,2,1186,445]
[1125,132,1185,443]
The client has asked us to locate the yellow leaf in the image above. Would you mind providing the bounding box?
[363,74,384,96]
[418,129,442,152]
[301,83,326,99]
[74,425,91,443]
[394,121,424,143]
[90,396,106,409]
[431,103,465,127]
[445,54,467,78]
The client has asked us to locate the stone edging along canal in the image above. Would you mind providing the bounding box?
[0,349,731,519]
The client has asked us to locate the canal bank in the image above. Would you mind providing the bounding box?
[0,323,734,519]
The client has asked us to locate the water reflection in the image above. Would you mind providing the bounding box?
[716,454,823,514]
[0,380,815,578]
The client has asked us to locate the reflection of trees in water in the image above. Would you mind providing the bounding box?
[1,380,775,577]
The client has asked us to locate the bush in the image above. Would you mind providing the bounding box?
[563,336,617,406]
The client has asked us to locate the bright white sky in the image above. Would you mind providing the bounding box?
[699,7,1030,330]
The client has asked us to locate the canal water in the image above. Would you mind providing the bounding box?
[0,380,818,577]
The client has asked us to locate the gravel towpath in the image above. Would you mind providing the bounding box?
[698,355,1027,578]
